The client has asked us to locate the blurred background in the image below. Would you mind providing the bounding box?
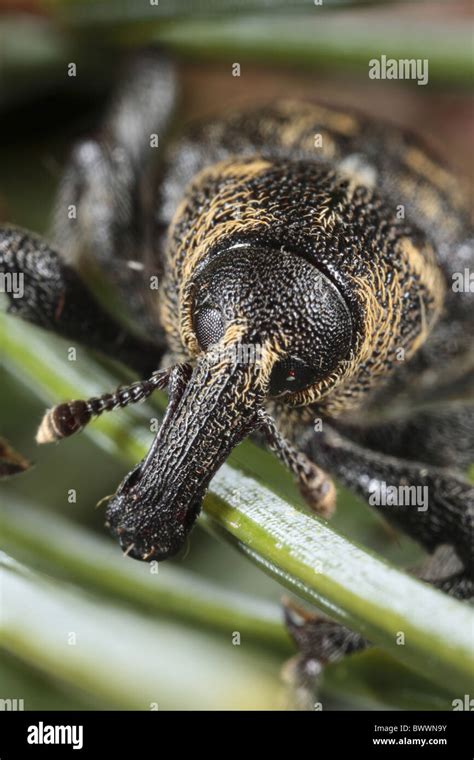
[0,0,472,711]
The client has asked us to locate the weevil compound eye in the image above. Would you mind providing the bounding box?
[194,306,225,350]
[269,356,322,396]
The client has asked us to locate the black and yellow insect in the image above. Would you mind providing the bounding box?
[1,50,472,667]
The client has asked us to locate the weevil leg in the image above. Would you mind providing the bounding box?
[0,436,31,478]
[283,545,473,708]
[286,419,473,698]
[0,225,163,376]
[412,544,474,599]
[282,599,367,709]
[339,405,474,473]
[284,599,367,666]
[302,424,474,577]
[52,48,178,336]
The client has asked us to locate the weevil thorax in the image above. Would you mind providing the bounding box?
[159,156,445,415]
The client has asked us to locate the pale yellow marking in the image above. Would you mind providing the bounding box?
[404,147,458,196]
[275,100,360,136]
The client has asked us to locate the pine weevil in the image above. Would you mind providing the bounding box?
[1,49,472,679]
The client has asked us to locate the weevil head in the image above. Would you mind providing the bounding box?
[185,245,354,403]
[105,245,354,562]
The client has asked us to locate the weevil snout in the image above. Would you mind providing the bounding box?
[105,355,264,561]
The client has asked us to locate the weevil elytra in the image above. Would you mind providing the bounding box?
[0,49,473,673]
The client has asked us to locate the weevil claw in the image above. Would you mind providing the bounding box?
[141,547,157,561]
[123,542,136,557]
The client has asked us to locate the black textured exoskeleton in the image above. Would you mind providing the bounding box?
[1,49,473,677]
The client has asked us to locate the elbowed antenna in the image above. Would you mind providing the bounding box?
[36,366,178,444]
[258,410,336,518]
